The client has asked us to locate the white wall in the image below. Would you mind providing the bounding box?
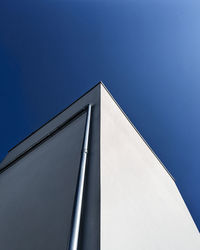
[100,84,200,250]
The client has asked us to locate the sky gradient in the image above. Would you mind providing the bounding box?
[0,0,200,230]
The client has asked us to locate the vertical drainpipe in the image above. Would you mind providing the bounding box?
[68,104,92,250]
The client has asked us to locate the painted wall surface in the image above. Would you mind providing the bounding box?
[100,84,200,250]
[0,84,100,250]
[1,83,199,250]
[0,113,86,250]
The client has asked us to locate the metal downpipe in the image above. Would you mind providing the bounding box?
[68,104,92,250]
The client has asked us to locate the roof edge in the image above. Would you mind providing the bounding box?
[8,81,102,153]
[5,80,174,182]
[100,82,175,182]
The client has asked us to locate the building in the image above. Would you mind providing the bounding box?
[0,82,199,250]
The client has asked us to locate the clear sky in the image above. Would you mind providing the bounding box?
[0,0,200,231]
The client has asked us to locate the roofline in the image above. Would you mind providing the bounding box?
[8,81,102,153]
[6,80,174,181]
[100,82,175,182]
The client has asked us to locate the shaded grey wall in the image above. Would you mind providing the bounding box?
[0,84,100,250]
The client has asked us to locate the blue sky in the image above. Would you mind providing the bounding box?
[0,0,200,230]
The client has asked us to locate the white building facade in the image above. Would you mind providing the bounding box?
[0,83,199,250]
